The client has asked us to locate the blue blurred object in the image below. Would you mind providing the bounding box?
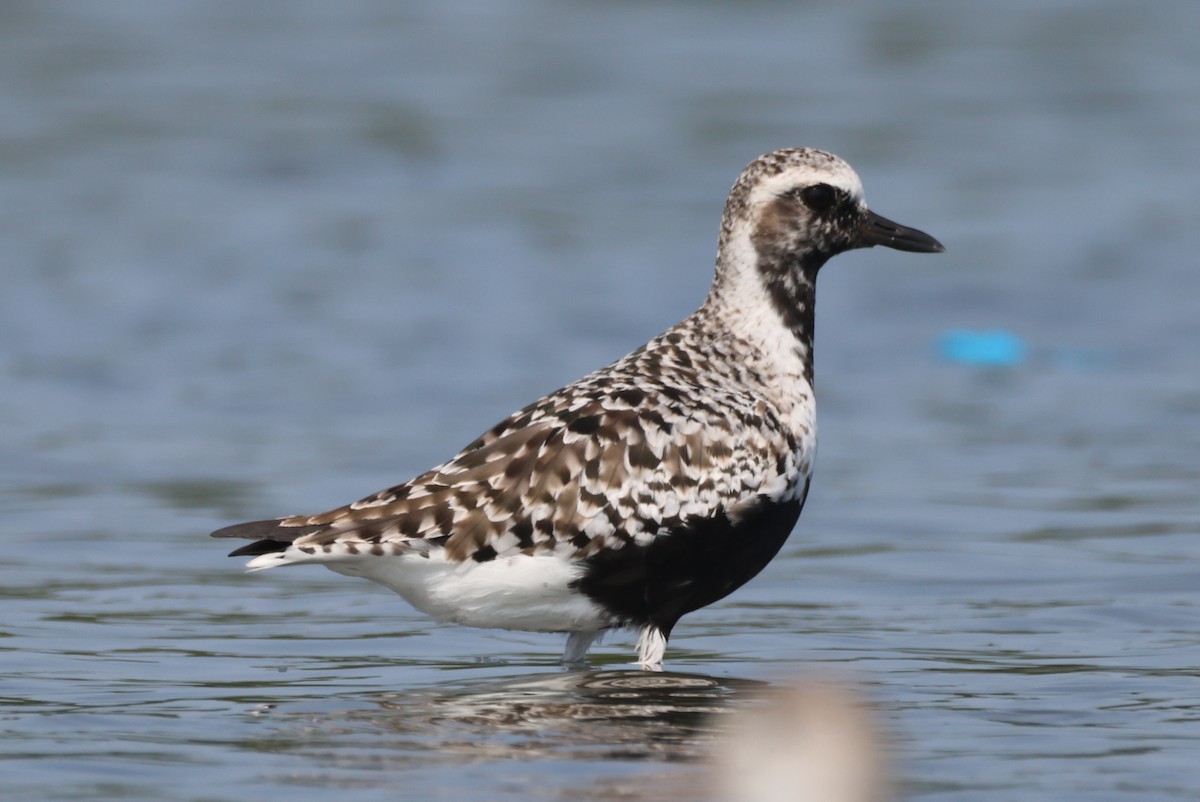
[937,329,1026,366]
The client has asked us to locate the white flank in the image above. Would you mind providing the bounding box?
[247,546,611,633]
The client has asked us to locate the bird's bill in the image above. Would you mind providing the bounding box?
[858,209,945,253]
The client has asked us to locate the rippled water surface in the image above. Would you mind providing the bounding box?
[3,3,1199,800]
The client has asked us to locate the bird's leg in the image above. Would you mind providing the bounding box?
[636,625,667,671]
[562,630,603,667]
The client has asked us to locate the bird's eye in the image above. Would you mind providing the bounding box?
[798,183,837,212]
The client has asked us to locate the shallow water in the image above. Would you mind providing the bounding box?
[3,2,1199,800]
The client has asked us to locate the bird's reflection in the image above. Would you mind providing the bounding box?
[262,669,765,764]
[389,669,762,757]
[252,669,886,801]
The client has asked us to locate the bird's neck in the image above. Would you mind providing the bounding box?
[699,229,825,388]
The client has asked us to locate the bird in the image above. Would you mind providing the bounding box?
[211,147,944,670]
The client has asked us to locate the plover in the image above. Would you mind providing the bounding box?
[212,148,943,670]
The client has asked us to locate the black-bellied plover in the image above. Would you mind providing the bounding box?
[212,148,944,670]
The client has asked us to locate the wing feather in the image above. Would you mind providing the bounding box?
[214,381,800,564]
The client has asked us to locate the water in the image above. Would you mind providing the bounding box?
[3,2,1199,800]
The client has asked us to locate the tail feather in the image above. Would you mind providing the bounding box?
[211,517,326,560]
[227,539,290,558]
[211,517,322,541]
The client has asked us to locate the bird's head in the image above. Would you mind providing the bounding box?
[724,148,944,266]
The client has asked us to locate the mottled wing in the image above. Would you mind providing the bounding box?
[214,387,797,563]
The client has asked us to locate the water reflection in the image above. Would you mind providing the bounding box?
[249,670,886,802]
[256,669,764,765]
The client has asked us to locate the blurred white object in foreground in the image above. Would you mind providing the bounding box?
[713,682,888,802]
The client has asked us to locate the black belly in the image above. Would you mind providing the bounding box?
[574,491,805,636]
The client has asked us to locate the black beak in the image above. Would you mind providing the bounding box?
[858,209,945,253]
